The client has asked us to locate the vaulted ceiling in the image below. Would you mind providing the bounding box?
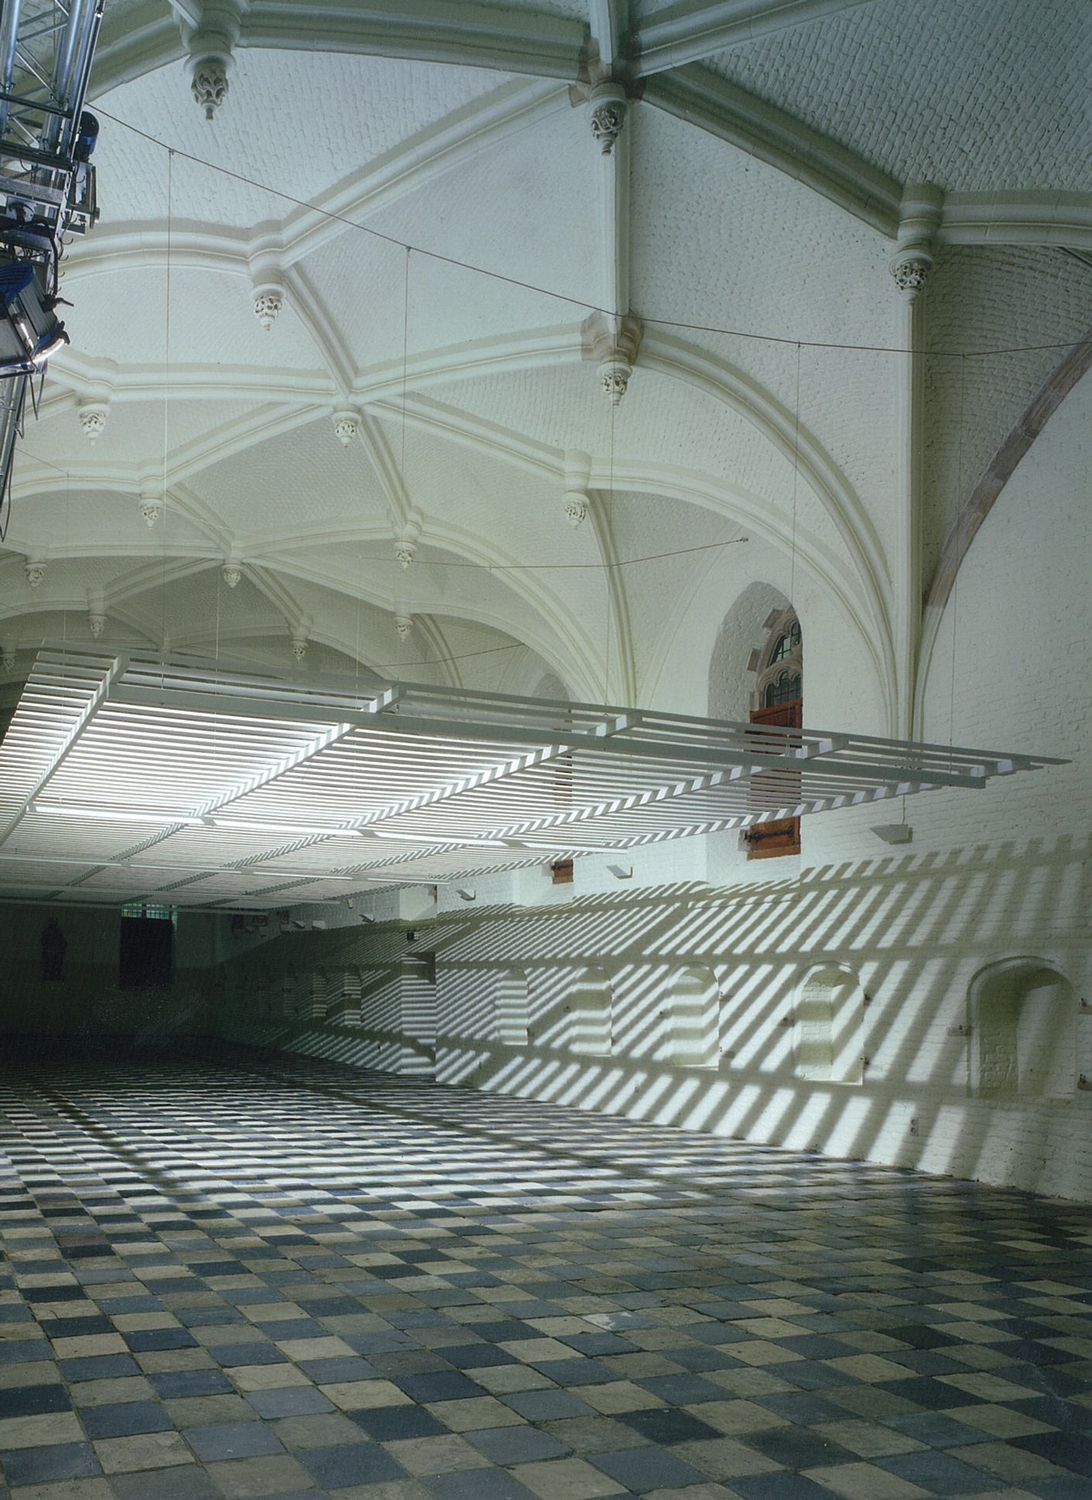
[2,0,1089,728]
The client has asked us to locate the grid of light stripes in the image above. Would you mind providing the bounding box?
[0,646,1065,908]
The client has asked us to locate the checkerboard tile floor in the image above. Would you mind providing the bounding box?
[1,1048,1091,1500]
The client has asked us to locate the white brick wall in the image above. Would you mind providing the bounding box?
[211,370,1091,1200]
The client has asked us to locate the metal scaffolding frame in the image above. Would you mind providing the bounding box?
[0,647,1066,908]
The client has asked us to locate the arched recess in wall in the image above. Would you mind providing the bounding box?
[332,968,363,1026]
[794,965,865,1085]
[968,958,1076,1100]
[280,969,298,1018]
[707,581,791,722]
[669,966,719,1068]
[305,970,328,1022]
[496,968,529,1047]
[568,966,612,1056]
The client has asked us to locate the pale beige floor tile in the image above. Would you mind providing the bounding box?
[319,1377,413,1408]
[425,1395,527,1431]
[823,1354,917,1383]
[4,1479,116,1500]
[135,1348,215,1373]
[498,1338,580,1364]
[230,1362,313,1391]
[513,1456,636,1500]
[163,1393,259,1426]
[0,1412,84,1448]
[686,1400,789,1435]
[383,1433,494,1476]
[944,1404,1057,1438]
[813,1419,926,1458]
[471,1364,555,1395]
[191,1325,266,1347]
[644,1487,745,1500]
[328,1481,436,1500]
[958,1441,1068,1484]
[703,1369,793,1398]
[719,1340,803,1367]
[71,1377,156,1406]
[0,1363,64,1389]
[804,1461,930,1500]
[579,1380,666,1413]
[940,1373,1044,1402]
[49,1333,128,1359]
[672,1437,781,1480]
[268,1410,365,1447]
[110,1312,183,1332]
[93,1430,195,1473]
[273,1334,356,1360]
[204,1452,314,1496]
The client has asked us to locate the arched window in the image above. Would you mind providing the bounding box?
[765,670,802,707]
[747,608,803,859]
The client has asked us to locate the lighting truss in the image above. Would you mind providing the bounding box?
[0,0,103,504]
[0,647,1065,909]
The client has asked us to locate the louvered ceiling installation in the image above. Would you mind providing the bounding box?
[0,648,1063,909]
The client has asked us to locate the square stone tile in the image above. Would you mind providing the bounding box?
[92,1430,195,1473]
[802,1461,929,1499]
[509,1457,626,1500]
[202,1453,314,1497]
[384,1434,495,1476]
[427,1397,527,1432]
[0,1441,101,1488]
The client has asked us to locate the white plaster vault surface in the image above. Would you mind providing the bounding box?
[0,0,1088,884]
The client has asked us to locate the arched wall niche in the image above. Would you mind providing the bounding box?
[496,967,530,1047]
[670,965,719,1068]
[794,964,865,1085]
[708,581,791,722]
[568,966,612,1056]
[968,958,1076,1100]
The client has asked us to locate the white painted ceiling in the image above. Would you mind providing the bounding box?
[1,0,1089,726]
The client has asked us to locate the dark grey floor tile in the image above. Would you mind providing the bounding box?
[246,1385,335,1418]
[350,1404,448,1440]
[110,1465,220,1500]
[184,1419,286,1460]
[397,1370,488,1402]
[1014,1431,1092,1475]
[502,1389,597,1421]
[301,1440,407,1487]
[150,1368,235,1398]
[879,1447,1001,1492]
[589,1444,707,1492]
[745,1425,858,1469]
[617,1409,722,1446]
[425,1467,541,1500]
[884,1410,991,1447]
[0,1441,100,1487]
[465,1425,572,1464]
[81,1398,174,1437]
[0,1382,72,1416]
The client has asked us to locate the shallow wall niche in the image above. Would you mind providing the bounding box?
[969,958,1076,1099]
[568,966,611,1055]
[496,968,529,1046]
[793,965,864,1084]
[670,966,719,1067]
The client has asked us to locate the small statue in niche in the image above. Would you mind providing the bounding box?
[40,917,66,982]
